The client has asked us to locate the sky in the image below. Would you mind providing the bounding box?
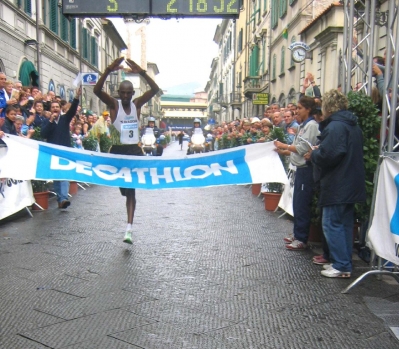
[110,18,221,93]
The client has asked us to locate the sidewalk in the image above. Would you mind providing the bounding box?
[1,141,399,348]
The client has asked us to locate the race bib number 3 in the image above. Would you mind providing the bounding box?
[121,123,139,144]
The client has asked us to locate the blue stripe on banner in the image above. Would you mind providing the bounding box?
[35,144,252,189]
[390,174,399,236]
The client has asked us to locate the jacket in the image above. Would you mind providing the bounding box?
[41,98,79,147]
[311,109,366,207]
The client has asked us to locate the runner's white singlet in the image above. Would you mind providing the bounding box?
[113,100,140,144]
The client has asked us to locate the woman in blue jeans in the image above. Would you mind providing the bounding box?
[309,90,366,278]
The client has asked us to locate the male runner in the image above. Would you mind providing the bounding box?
[94,57,160,244]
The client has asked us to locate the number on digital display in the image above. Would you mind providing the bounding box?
[197,0,207,12]
[214,0,224,12]
[167,0,178,12]
[107,0,118,12]
[227,0,237,12]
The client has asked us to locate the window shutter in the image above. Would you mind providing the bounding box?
[24,0,32,15]
[271,0,278,28]
[272,54,276,79]
[70,19,76,49]
[61,15,69,42]
[91,37,98,67]
[49,0,58,34]
[281,46,285,73]
[82,28,88,59]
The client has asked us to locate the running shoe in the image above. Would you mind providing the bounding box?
[286,240,307,250]
[123,231,133,244]
[321,267,351,278]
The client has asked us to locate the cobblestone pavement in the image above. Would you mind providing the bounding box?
[1,141,399,348]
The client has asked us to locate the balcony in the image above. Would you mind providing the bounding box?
[219,94,230,107]
[243,76,261,98]
[230,92,242,108]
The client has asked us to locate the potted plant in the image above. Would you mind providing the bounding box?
[31,180,50,210]
[263,182,284,211]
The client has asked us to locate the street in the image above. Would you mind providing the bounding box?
[0,141,399,349]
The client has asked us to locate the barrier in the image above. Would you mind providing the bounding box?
[0,179,35,220]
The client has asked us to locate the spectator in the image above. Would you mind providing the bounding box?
[41,87,81,209]
[1,106,18,135]
[71,124,84,149]
[13,80,23,91]
[4,81,13,100]
[272,111,286,129]
[283,110,299,144]
[274,96,320,250]
[33,100,47,128]
[15,115,34,138]
[301,72,322,99]
[0,73,8,117]
[310,89,366,278]
[21,108,35,136]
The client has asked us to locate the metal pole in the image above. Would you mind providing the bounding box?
[367,0,376,97]
[342,0,349,93]
[35,0,41,90]
[346,0,355,93]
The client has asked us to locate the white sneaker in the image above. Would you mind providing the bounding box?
[123,231,133,244]
[321,267,351,278]
[323,264,333,270]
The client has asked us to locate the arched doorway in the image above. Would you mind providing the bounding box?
[278,93,286,107]
[19,60,39,87]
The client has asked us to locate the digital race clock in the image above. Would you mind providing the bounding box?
[62,0,241,18]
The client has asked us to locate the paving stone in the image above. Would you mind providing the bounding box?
[19,309,156,348]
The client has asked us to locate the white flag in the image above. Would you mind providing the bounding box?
[368,157,399,265]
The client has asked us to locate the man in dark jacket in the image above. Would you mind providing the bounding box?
[41,87,81,209]
[310,89,366,278]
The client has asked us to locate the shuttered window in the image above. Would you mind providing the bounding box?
[49,0,58,34]
[272,54,276,80]
[70,19,77,49]
[24,0,32,15]
[279,0,287,18]
[237,28,243,53]
[281,46,285,73]
[271,0,278,29]
[249,45,259,76]
[91,37,98,67]
[82,28,90,60]
[60,14,69,42]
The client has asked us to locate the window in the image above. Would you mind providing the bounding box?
[16,0,32,15]
[249,45,259,76]
[237,28,243,53]
[91,37,98,67]
[290,36,296,66]
[263,0,268,14]
[60,11,69,42]
[272,54,276,80]
[280,46,285,73]
[48,0,58,34]
[271,0,278,29]
[262,36,267,74]
[279,0,287,18]
[70,19,77,49]
[82,28,90,60]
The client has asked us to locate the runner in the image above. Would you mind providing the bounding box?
[93,57,160,244]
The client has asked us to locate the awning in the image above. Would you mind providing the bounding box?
[19,61,39,87]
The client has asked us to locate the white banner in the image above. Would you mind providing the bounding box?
[277,168,295,216]
[0,179,35,220]
[0,135,288,190]
[368,157,399,264]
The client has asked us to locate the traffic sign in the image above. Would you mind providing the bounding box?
[82,73,99,86]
